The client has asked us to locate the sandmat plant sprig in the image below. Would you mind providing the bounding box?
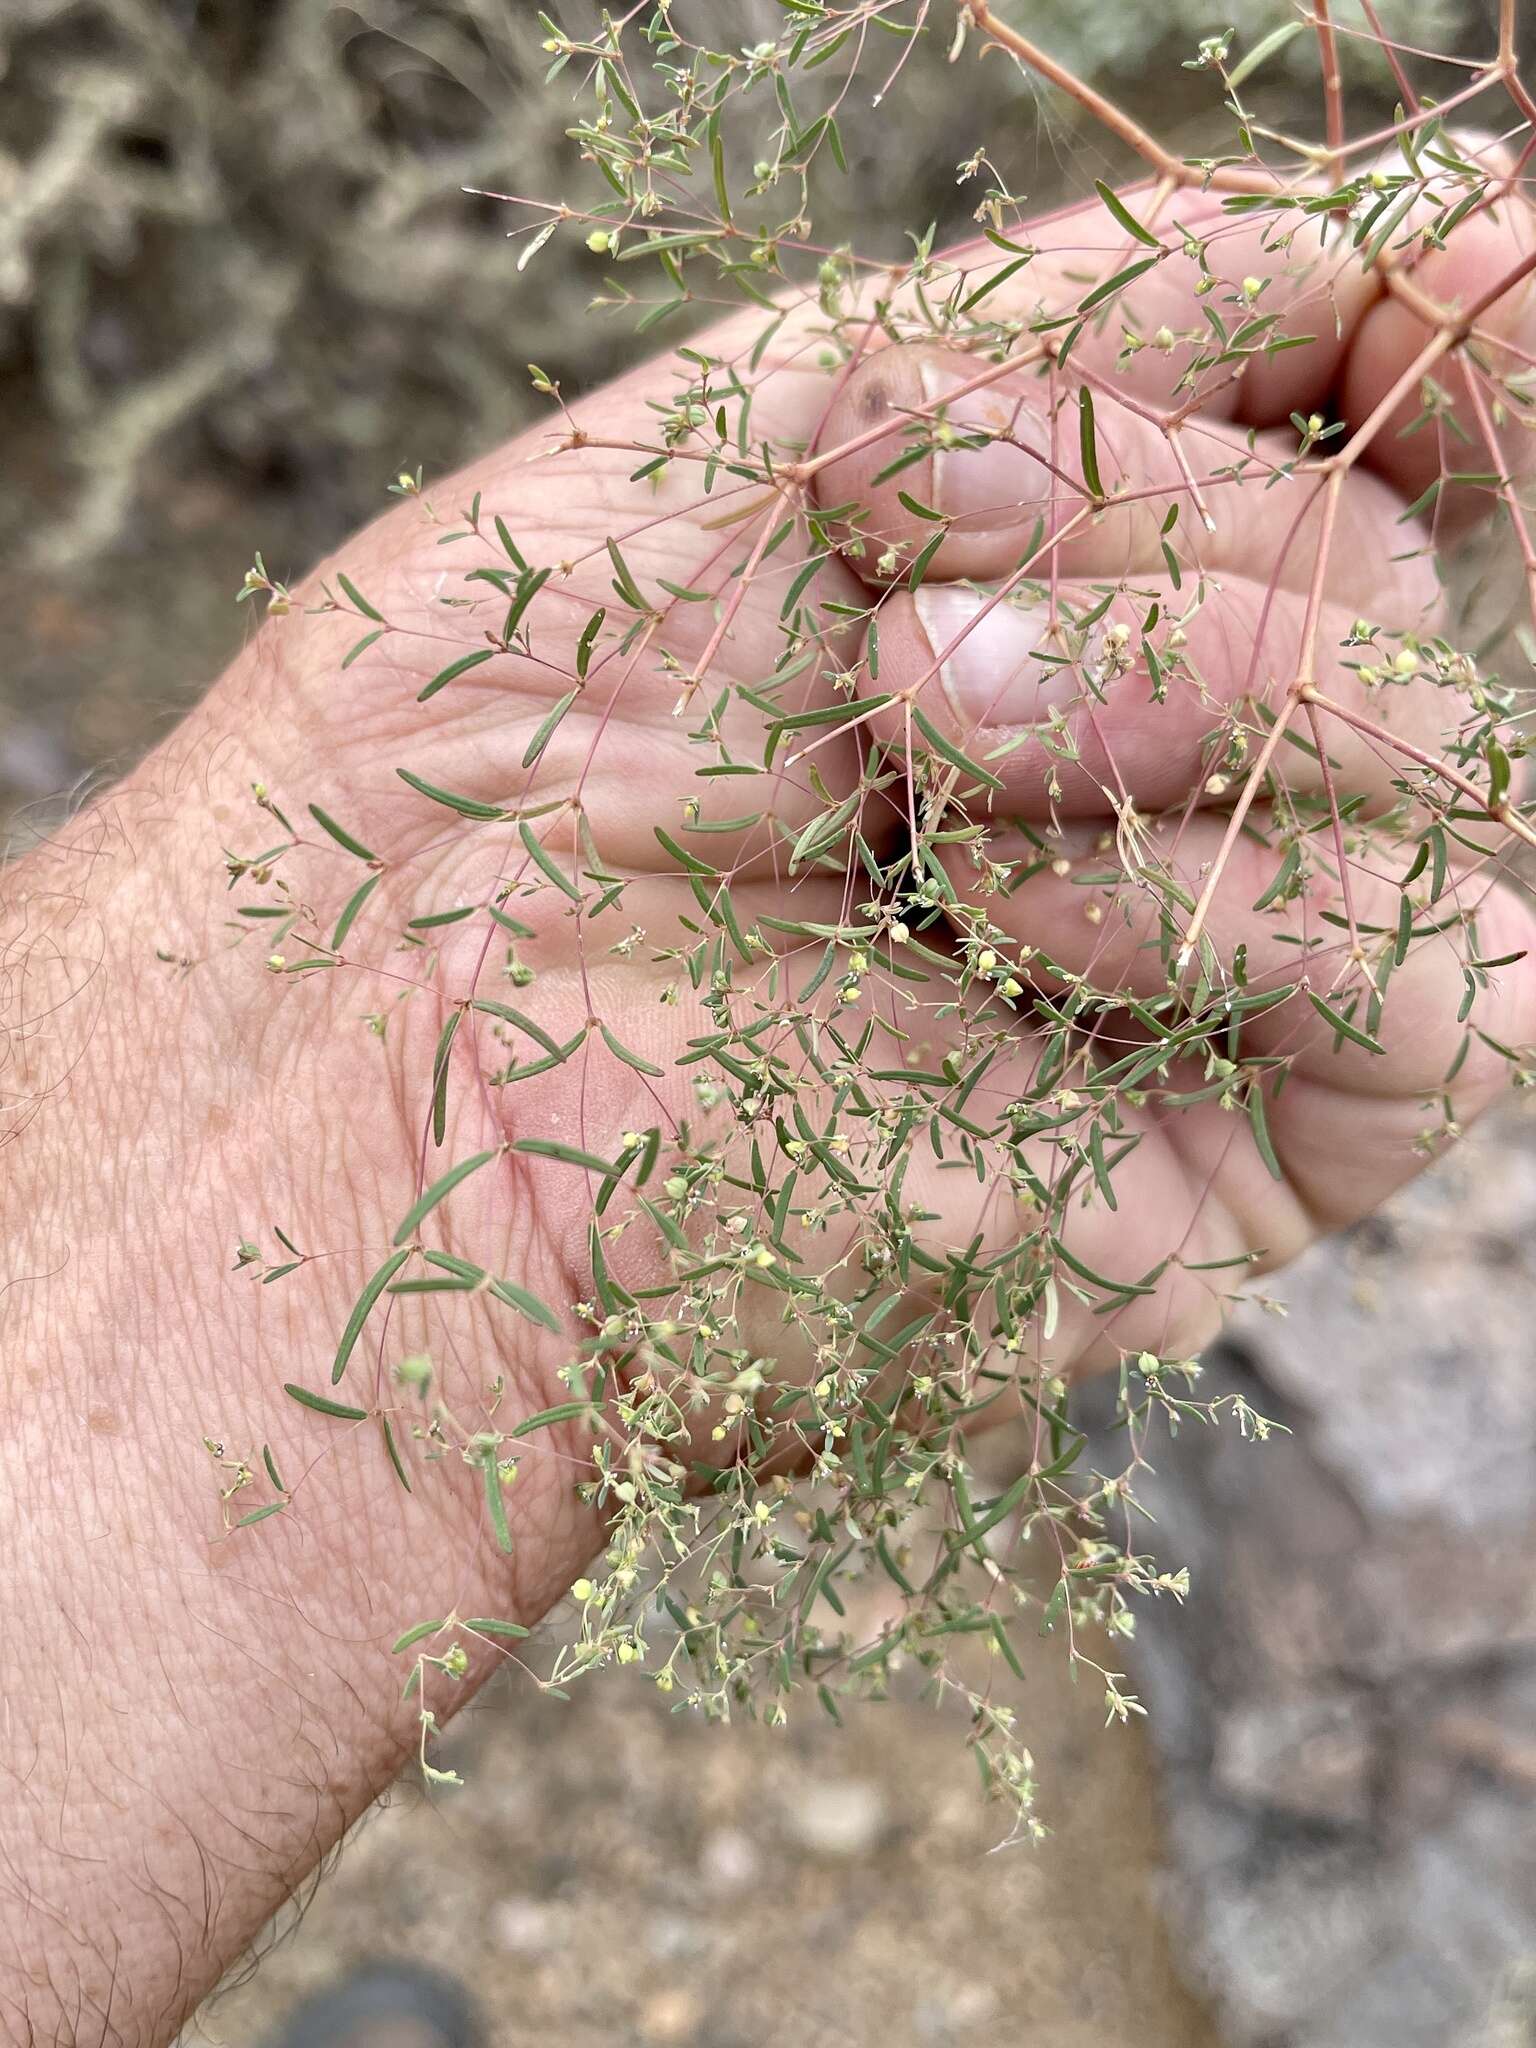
[220,0,1536,1836]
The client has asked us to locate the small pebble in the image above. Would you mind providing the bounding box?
[639,1985,702,2044]
[492,1896,554,1955]
[699,1826,758,1890]
[784,1777,888,1858]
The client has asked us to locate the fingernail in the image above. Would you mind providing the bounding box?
[915,584,1057,728]
[920,360,1051,532]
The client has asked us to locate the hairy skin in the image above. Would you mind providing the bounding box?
[3,177,1536,2044]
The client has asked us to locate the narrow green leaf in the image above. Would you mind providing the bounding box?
[233,1501,287,1529]
[308,804,378,864]
[491,1033,587,1087]
[504,565,553,638]
[421,1249,562,1334]
[513,1137,616,1175]
[600,1022,665,1076]
[1085,1121,1119,1210]
[1394,891,1414,966]
[960,254,1033,312]
[871,441,931,486]
[906,528,946,591]
[408,905,475,930]
[511,1400,595,1439]
[1306,989,1386,1055]
[1430,824,1449,903]
[342,626,387,669]
[483,1456,514,1553]
[1247,1085,1282,1180]
[470,999,566,1058]
[392,1618,446,1655]
[1252,841,1300,910]
[1094,180,1163,248]
[1051,1236,1158,1297]
[710,120,732,224]
[332,1247,412,1383]
[779,552,830,620]
[576,607,606,679]
[1077,255,1158,315]
[1227,19,1305,86]
[418,647,495,703]
[897,489,947,523]
[653,825,717,875]
[430,1011,460,1148]
[392,1149,499,1246]
[990,1616,1028,1680]
[522,688,580,770]
[380,1413,412,1492]
[1079,388,1105,498]
[607,537,648,612]
[910,703,1004,791]
[1486,736,1512,806]
[948,1470,1034,1549]
[874,1532,914,1594]
[1039,1578,1068,1635]
[519,821,583,901]
[336,572,385,622]
[494,515,527,569]
[396,768,507,820]
[331,871,382,951]
[286,1382,369,1421]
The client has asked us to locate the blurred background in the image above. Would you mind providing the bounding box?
[2,3,1533,2044]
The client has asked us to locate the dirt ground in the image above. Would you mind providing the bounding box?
[187,1645,1217,2048]
[0,389,1218,2048]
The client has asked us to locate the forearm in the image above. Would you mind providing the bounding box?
[0,694,591,2045]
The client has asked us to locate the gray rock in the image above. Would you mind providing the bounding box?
[1080,1108,1536,2047]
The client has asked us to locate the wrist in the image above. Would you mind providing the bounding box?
[0,686,596,2044]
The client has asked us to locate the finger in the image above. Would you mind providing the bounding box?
[855,567,1445,816]
[810,342,1431,596]
[859,152,1529,450]
[978,808,1535,1094]
[815,146,1536,574]
[902,180,1379,425]
[1341,136,1536,529]
[954,811,1536,1226]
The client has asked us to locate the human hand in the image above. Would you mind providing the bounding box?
[6,155,1536,2046]
[241,158,1536,1384]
